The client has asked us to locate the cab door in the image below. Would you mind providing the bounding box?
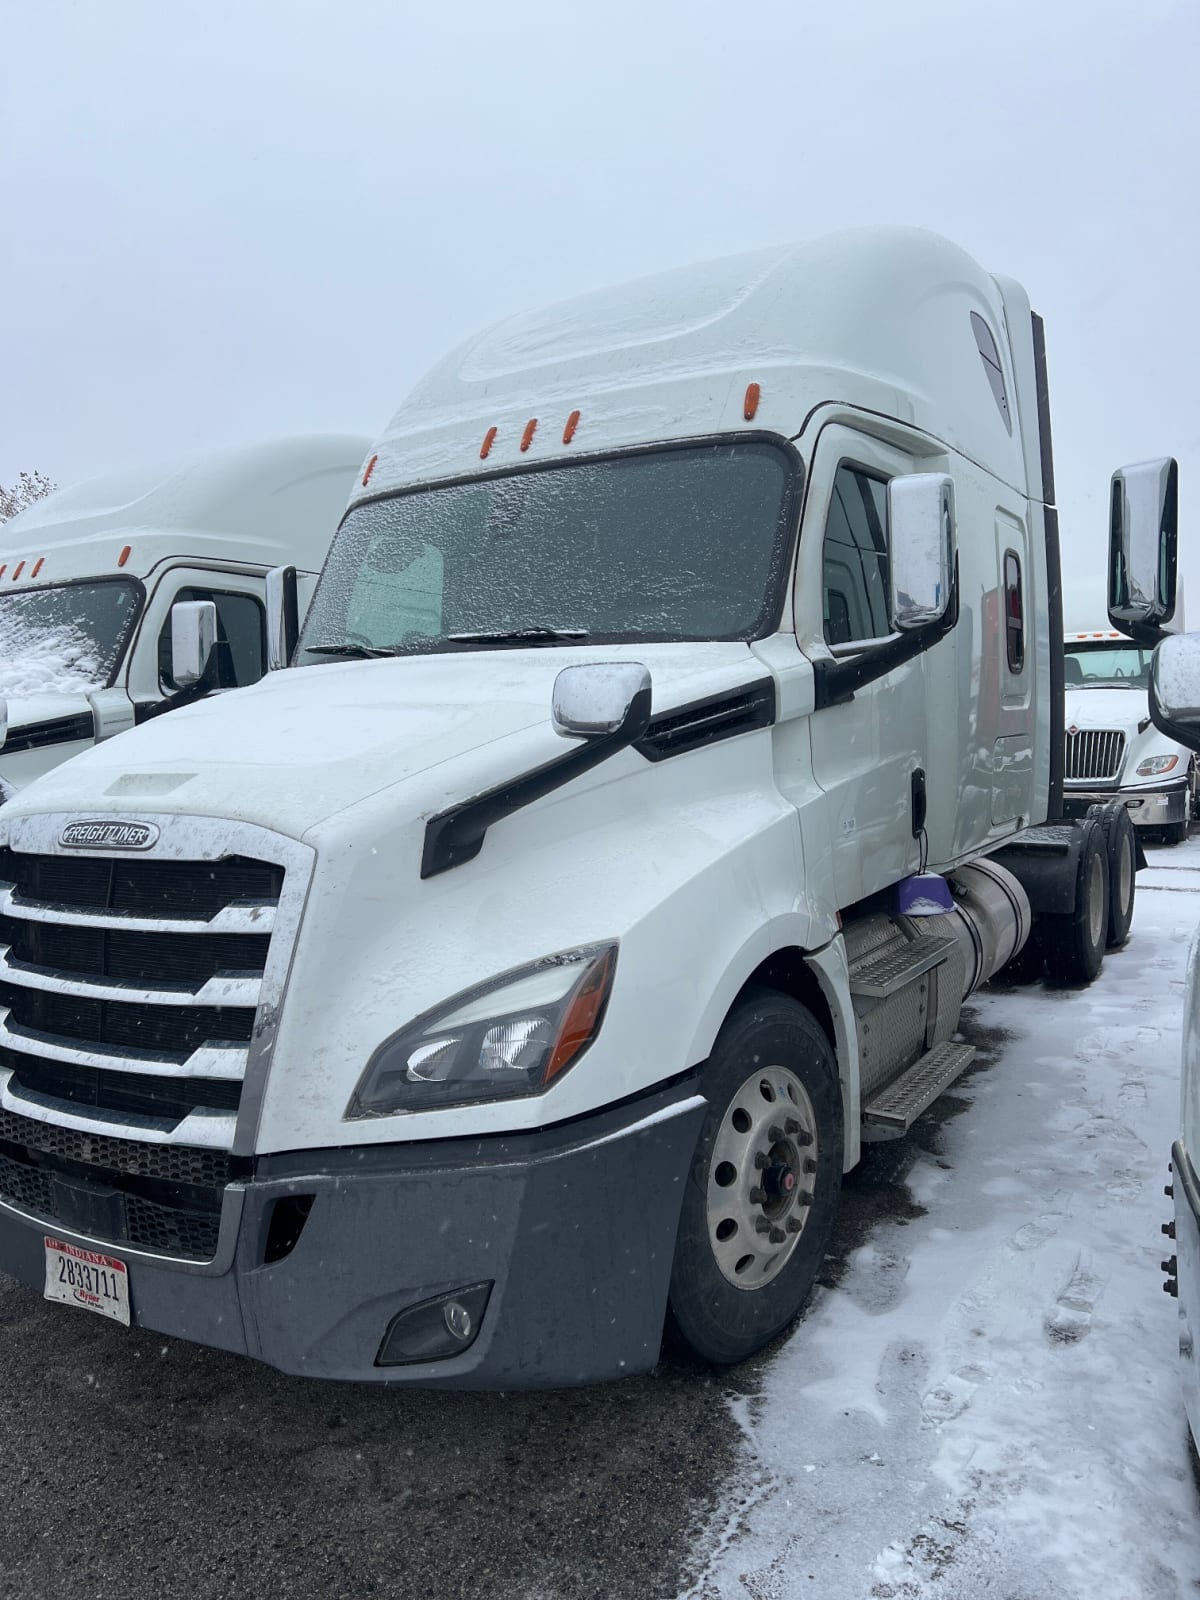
[795,424,930,910]
[125,568,269,711]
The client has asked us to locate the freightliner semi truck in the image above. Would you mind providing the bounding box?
[0,435,369,794]
[0,229,1175,1386]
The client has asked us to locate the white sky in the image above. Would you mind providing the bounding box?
[1,0,1196,626]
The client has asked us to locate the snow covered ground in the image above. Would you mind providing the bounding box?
[688,836,1200,1600]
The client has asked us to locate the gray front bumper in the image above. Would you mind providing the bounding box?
[0,1086,706,1387]
[1062,783,1187,829]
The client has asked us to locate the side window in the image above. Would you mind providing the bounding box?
[1003,550,1025,673]
[822,465,891,646]
[159,589,267,691]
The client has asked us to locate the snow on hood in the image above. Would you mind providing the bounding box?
[8,643,764,841]
[1,691,92,731]
[1062,685,1152,734]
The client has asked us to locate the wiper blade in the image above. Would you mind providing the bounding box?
[306,643,409,659]
[444,627,589,645]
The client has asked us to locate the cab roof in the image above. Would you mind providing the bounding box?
[366,226,1035,504]
[0,434,371,588]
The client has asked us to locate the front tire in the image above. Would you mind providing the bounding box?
[667,992,843,1366]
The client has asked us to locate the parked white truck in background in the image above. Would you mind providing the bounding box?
[0,435,370,793]
[0,229,1175,1386]
[1062,626,1196,844]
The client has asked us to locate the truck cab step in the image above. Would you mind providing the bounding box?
[862,1040,976,1136]
[848,934,956,999]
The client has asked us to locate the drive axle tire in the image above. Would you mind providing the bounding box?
[667,992,843,1366]
[1040,817,1109,985]
[1164,820,1189,847]
[1087,801,1137,948]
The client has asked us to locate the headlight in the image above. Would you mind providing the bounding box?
[1137,754,1180,776]
[346,943,617,1116]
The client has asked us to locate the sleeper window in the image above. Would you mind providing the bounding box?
[1003,550,1025,673]
[822,466,891,645]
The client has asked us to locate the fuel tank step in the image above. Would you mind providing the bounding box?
[862,1040,977,1135]
[848,934,957,999]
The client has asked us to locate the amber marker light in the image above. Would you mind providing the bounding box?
[480,426,498,460]
[362,454,378,487]
[31,557,44,578]
[117,545,132,568]
[520,418,538,453]
[11,561,24,581]
[744,382,761,421]
[544,946,616,1083]
[563,410,581,444]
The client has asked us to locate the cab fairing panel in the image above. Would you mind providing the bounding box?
[253,728,822,1153]
[367,229,1028,503]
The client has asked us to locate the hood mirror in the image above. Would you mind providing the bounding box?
[1150,632,1200,754]
[552,663,653,741]
[86,687,136,744]
[1108,457,1178,637]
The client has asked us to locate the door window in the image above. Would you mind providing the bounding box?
[158,589,267,691]
[822,465,891,645]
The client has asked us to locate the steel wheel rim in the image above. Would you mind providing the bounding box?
[1088,849,1105,947]
[707,1064,818,1290]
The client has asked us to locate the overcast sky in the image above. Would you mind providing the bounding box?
[1,0,1196,625]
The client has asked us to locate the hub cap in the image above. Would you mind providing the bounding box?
[707,1065,818,1290]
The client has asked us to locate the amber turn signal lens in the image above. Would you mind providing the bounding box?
[545,947,616,1083]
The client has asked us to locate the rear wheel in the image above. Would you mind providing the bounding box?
[1087,801,1137,947]
[667,992,843,1365]
[1040,818,1109,984]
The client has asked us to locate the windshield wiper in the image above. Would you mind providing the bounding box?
[306,643,411,659]
[444,627,589,646]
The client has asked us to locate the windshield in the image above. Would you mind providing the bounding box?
[1064,641,1153,689]
[297,441,796,661]
[0,579,143,696]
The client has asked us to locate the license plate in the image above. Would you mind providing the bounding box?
[43,1236,130,1326]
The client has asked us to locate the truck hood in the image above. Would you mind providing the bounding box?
[6,644,765,840]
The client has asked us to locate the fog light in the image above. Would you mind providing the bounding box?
[376,1282,492,1366]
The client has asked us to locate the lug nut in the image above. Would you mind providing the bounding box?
[769,1227,786,1244]
[1166,1184,1175,1199]
[784,1117,801,1134]
[803,1157,817,1175]
[1165,1279,1179,1297]
[755,1216,772,1234]
[768,1124,786,1143]
[798,1190,814,1208]
[1163,1221,1177,1239]
[754,1152,770,1171]
[1162,1256,1178,1276]
[786,1216,802,1234]
[749,1186,766,1205]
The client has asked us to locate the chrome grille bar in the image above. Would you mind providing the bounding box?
[0,883,276,935]
[0,946,262,1008]
[0,1008,247,1081]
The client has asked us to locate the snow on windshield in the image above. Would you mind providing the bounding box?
[0,579,141,697]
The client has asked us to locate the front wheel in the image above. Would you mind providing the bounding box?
[667,991,843,1365]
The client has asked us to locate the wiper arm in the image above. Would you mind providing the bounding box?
[306,643,410,659]
[444,627,589,645]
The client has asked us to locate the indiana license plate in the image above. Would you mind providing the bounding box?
[43,1236,130,1326]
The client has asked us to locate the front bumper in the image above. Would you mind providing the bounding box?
[1062,782,1187,830]
[0,1085,706,1387]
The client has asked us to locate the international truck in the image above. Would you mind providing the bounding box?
[0,435,370,794]
[0,229,1176,1386]
[1061,625,1196,844]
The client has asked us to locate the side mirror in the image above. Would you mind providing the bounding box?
[888,474,956,632]
[1150,632,1200,755]
[86,687,135,744]
[552,662,653,740]
[1108,457,1178,636]
[171,600,218,691]
[266,565,299,671]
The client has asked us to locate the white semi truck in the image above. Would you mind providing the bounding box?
[0,435,370,793]
[0,230,1174,1385]
[1061,627,1195,844]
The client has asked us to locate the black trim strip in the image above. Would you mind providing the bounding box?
[1044,504,1065,818]
[1,711,95,754]
[421,685,653,878]
[1030,312,1056,506]
[635,679,775,762]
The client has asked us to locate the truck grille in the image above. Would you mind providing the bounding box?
[0,1105,237,1261]
[0,841,284,1258]
[1065,728,1125,782]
